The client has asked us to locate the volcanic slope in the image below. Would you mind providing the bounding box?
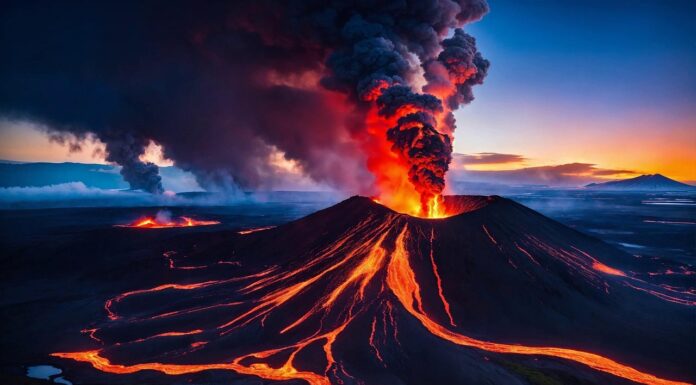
[52,196,695,385]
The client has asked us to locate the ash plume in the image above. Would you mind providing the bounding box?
[101,133,163,194]
[436,28,491,109]
[387,112,453,208]
[0,0,489,198]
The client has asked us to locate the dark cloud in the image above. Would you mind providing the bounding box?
[450,162,638,186]
[592,168,637,176]
[0,0,488,200]
[437,29,490,109]
[454,152,526,166]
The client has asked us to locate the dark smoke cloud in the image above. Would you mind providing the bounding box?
[100,133,163,194]
[388,112,453,205]
[0,0,488,196]
[376,86,443,117]
[437,29,490,109]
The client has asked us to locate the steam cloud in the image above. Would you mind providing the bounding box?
[0,0,489,198]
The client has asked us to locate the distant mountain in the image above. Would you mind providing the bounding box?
[586,174,694,191]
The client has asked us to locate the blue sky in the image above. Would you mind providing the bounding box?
[1,0,694,184]
[453,0,695,179]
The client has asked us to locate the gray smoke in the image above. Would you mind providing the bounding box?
[0,0,489,197]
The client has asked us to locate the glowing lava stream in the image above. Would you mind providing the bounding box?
[53,220,690,385]
[386,226,691,385]
[238,226,276,235]
[428,228,456,327]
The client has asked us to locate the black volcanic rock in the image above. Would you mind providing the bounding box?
[586,174,694,191]
[45,196,695,385]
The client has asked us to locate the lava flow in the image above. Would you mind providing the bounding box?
[116,216,220,228]
[238,226,276,235]
[52,196,694,385]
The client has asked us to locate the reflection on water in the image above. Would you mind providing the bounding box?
[26,365,72,384]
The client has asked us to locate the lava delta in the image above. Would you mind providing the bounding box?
[52,196,695,385]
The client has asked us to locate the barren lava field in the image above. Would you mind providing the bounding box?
[1,195,694,385]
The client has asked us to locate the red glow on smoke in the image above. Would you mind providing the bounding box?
[360,105,424,217]
[358,94,451,218]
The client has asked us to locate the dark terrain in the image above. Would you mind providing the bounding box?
[1,192,694,385]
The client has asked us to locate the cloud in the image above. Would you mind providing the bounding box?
[591,168,637,176]
[526,163,637,178]
[0,182,156,202]
[450,153,638,186]
[0,182,210,208]
[453,152,526,166]
[0,181,344,209]
[450,162,638,187]
[0,182,131,205]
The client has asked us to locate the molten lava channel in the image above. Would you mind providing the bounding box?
[54,202,692,385]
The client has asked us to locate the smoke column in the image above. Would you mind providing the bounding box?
[0,0,489,211]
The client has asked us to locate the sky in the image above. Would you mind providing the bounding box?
[1,0,694,184]
[453,0,696,180]
[0,118,171,165]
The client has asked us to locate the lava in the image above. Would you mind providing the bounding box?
[124,329,203,345]
[370,193,466,219]
[104,281,222,321]
[163,251,207,270]
[592,261,627,276]
[53,199,692,385]
[623,281,696,307]
[514,242,540,265]
[104,265,278,321]
[482,224,498,245]
[361,101,452,219]
[354,26,489,218]
[368,317,385,366]
[386,225,691,385]
[428,229,456,327]
[116,216,220,228]
[238,226,276,235]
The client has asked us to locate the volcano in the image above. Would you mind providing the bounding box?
[586,174,695,191]
[51,196,694,385]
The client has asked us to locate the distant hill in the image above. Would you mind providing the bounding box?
[586,174,694,191]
